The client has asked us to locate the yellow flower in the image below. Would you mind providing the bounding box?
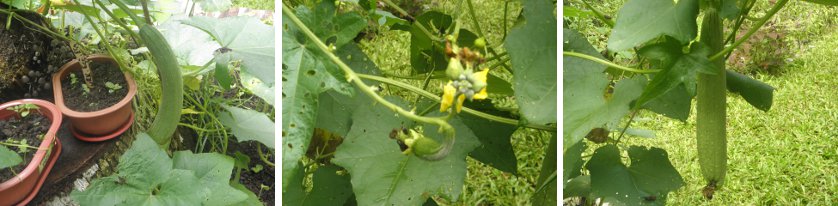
[440,81,465,113]
[472,69,489,100]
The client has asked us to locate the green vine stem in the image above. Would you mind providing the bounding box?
[257,144,275,167]
[0,142,40,150]
[0,9,73,42]
[284,4,455,161]
[356,73,556,131]
[708,0,789,61]
[563,51,660,73]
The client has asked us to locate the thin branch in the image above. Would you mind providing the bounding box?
[563,51,660,73]
[356,73,556,131]
[709,0,789,61]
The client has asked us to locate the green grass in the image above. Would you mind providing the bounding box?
[357,0,553,205]
[232,0,275,10]
[625,27,838,205]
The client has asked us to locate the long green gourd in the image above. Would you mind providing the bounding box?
[697,7,727,199]
[139,25,183,148]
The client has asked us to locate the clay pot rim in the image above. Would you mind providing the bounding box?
[52,54,137,118]
[0,99,62,189]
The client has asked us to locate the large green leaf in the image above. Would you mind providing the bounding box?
[585,145,684,205]
[332,97,480,205]
[315,43,382,137]
[182,16,275,84]
[157,18,220,67]
[240,71,276,106]
[231,182,264,206]
[116,133,173,189]
[564,175,591,197]
[219,105,275,148]
[607,0,699,52]
[532,133,557,206]
[72,134,245,205]
[172,151,246,206]
[562,140,586,183]
[285,165,354,206]
[459,107,518,174]
[505,0,558,125]
[282,162,306,205]
[0,145,22,169]
[281,3,359,191]
[643,84,692,121]
[563,29,645,152]
[726,70,774,111]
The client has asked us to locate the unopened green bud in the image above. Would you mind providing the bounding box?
[446,58,464,79]
[474,37,486,49]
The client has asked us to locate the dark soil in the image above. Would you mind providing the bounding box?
[236,141,276,205]
[0,4,73,102]
[0,112,50,181]
[61,61,128,112]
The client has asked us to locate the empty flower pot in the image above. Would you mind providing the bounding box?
[52,55,137,141]
[0,99,63,206]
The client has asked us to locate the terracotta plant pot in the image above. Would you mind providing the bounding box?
[0,99,63,206]
[52,55,137,141]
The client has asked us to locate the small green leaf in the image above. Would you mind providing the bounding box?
[372,10,408,27]
[234,151,251,169]
[214,52,233,90]
[407,11,452,73]
[219,105,275,148]
[607,0,699,51]
[506,0,558,125]
[719,0,740,20]
[726,70,774,111]
[634,39,719,116]
[0,145,22,169]
[586,145,684,205]
[486,74,513,96]
[240,71,276,106]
